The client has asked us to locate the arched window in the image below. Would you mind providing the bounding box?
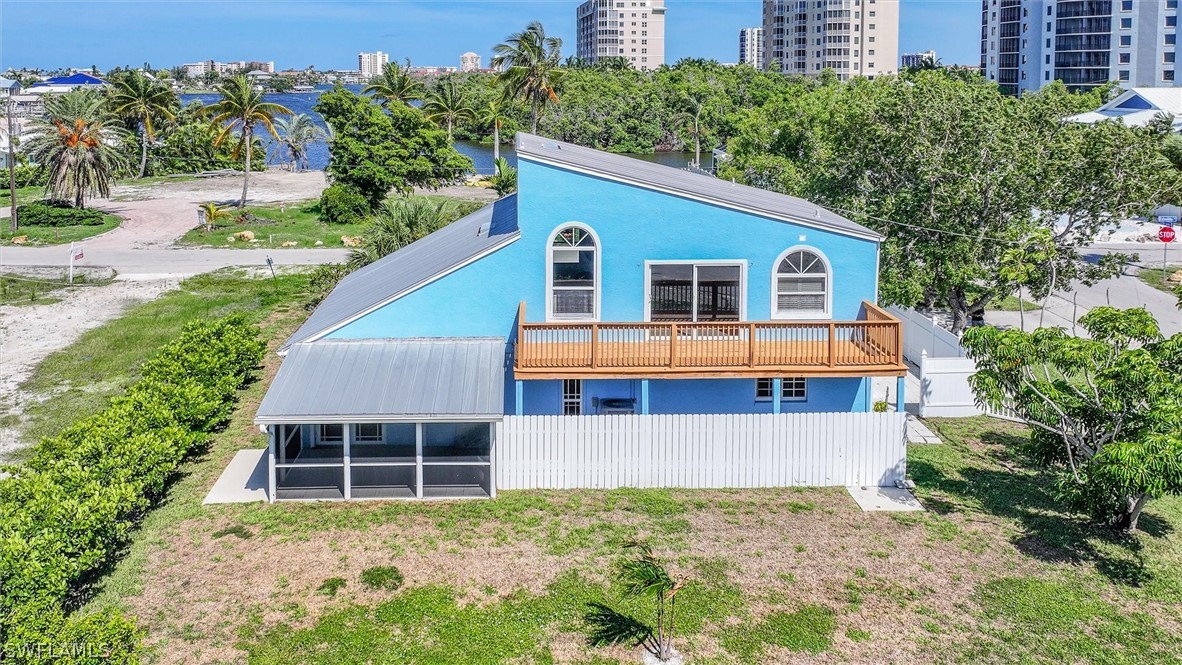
[773,248,830,319]
[548,225,598,320]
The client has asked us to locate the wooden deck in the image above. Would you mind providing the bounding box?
[514,301,907,379]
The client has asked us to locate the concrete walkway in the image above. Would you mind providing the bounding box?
[847,485,924,512]
[203,449,268,504]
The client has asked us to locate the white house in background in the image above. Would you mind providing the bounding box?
[0,78,20,99]
[1066,87,1182,130]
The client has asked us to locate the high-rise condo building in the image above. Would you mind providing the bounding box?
[358,51,389,80]
[461,52,482,72]
[576,0,667,70]
[901,49,936,68]
[740,27,765,68]
[982,0,1181,95]
[762,0,900,80]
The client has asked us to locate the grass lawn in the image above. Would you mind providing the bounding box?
[17,270,312,449]
[21,285,1180,663]
[176,196,487,250]
[986,295,1042,311]
[0,184,44,207]
[0,272,114,307]
[0,213,121,246]
[1136,264,1181,295]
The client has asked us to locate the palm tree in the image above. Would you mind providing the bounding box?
[347,196,452,270]
[478,99,508,165]
[274,113,325,171]
[674,90,710,168]
[24,91,128,208]
[205,75,292,207]
[362,60,425,107]
[107,70,177,178]
[491,21,565,133]
[422,77,475,141]
[617,542,685,663]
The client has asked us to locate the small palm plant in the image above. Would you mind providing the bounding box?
[587,541,686,663]
[489,156,517,195]
[197,201,230,231]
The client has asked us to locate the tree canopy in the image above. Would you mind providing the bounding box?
[314,86,472,207]
[963,307,1182,532]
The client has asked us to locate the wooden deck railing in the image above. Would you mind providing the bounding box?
[514,301,906,378]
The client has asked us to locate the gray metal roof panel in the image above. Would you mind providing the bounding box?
[257,338,507,422]
[282,195,520,350]
[514,132,882,241]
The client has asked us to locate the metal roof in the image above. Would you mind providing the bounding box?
[256,338,507,423]
[282,195,519,350]
[514,132,883,242]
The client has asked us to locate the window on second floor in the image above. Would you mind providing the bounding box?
[773,248,830,319]
[549,225,598,320]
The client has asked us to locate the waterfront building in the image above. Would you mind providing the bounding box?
[740,26,765,69]
[901,49,936,68]
[461,52,482,72]
[982,0,1181,95]
[576,0,667,70]
[762,0,900,80]
[358,51,390,80]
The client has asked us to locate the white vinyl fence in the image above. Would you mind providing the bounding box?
[887,306,965,361]
[887,306,1021,420]
[495,412,907,490]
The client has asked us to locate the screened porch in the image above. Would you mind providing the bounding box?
[270,422,494,500]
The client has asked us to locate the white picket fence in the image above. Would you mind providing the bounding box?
[495,412,908,490]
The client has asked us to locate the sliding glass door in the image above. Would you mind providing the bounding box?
[648,263,743,323]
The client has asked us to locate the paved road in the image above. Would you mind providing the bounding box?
[984,243,1180,336]
[1,196,348,278]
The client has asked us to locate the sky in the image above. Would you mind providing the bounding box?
[0,0,982,72]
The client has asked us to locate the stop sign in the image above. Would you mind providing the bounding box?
[1161,226,1177,243]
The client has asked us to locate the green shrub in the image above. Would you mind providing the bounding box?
[872,400,890,413]
[318,184,371,225]
[318,577,347,597]
[15,201,108,227]
[12,164,49,189]
[360,565,404,591]
[0,315,265,659]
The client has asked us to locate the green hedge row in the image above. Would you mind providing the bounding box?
[15,202,109,228]
[0,315,266,663]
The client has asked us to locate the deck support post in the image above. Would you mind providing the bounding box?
[342,424,352,500]
[515,380,524,416]
[266,425,276,503]
[640,379,650,415]
[772,378,782,415]
[896,375,906,413]
[415,423,424,499]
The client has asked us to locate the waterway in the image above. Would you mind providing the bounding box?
[179,87,713,175]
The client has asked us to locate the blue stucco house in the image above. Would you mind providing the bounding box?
[256,134,908,501]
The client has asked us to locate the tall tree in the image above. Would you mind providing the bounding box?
[107,70,178,178]
[478,99,508,165]
[205,75,292,206]
[24,90,128,208]
[362,60,425,107]
[722,73,1178,333]
[423,77,475,141]
[963,307,1182,533]
[491,21,565,133]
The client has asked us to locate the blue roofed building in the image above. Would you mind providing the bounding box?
[256,134,909,501]
[27,72,108,95]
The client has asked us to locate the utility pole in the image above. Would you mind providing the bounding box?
[6,96,16,233]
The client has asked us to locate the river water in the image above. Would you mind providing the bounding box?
[180,87,713,175]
